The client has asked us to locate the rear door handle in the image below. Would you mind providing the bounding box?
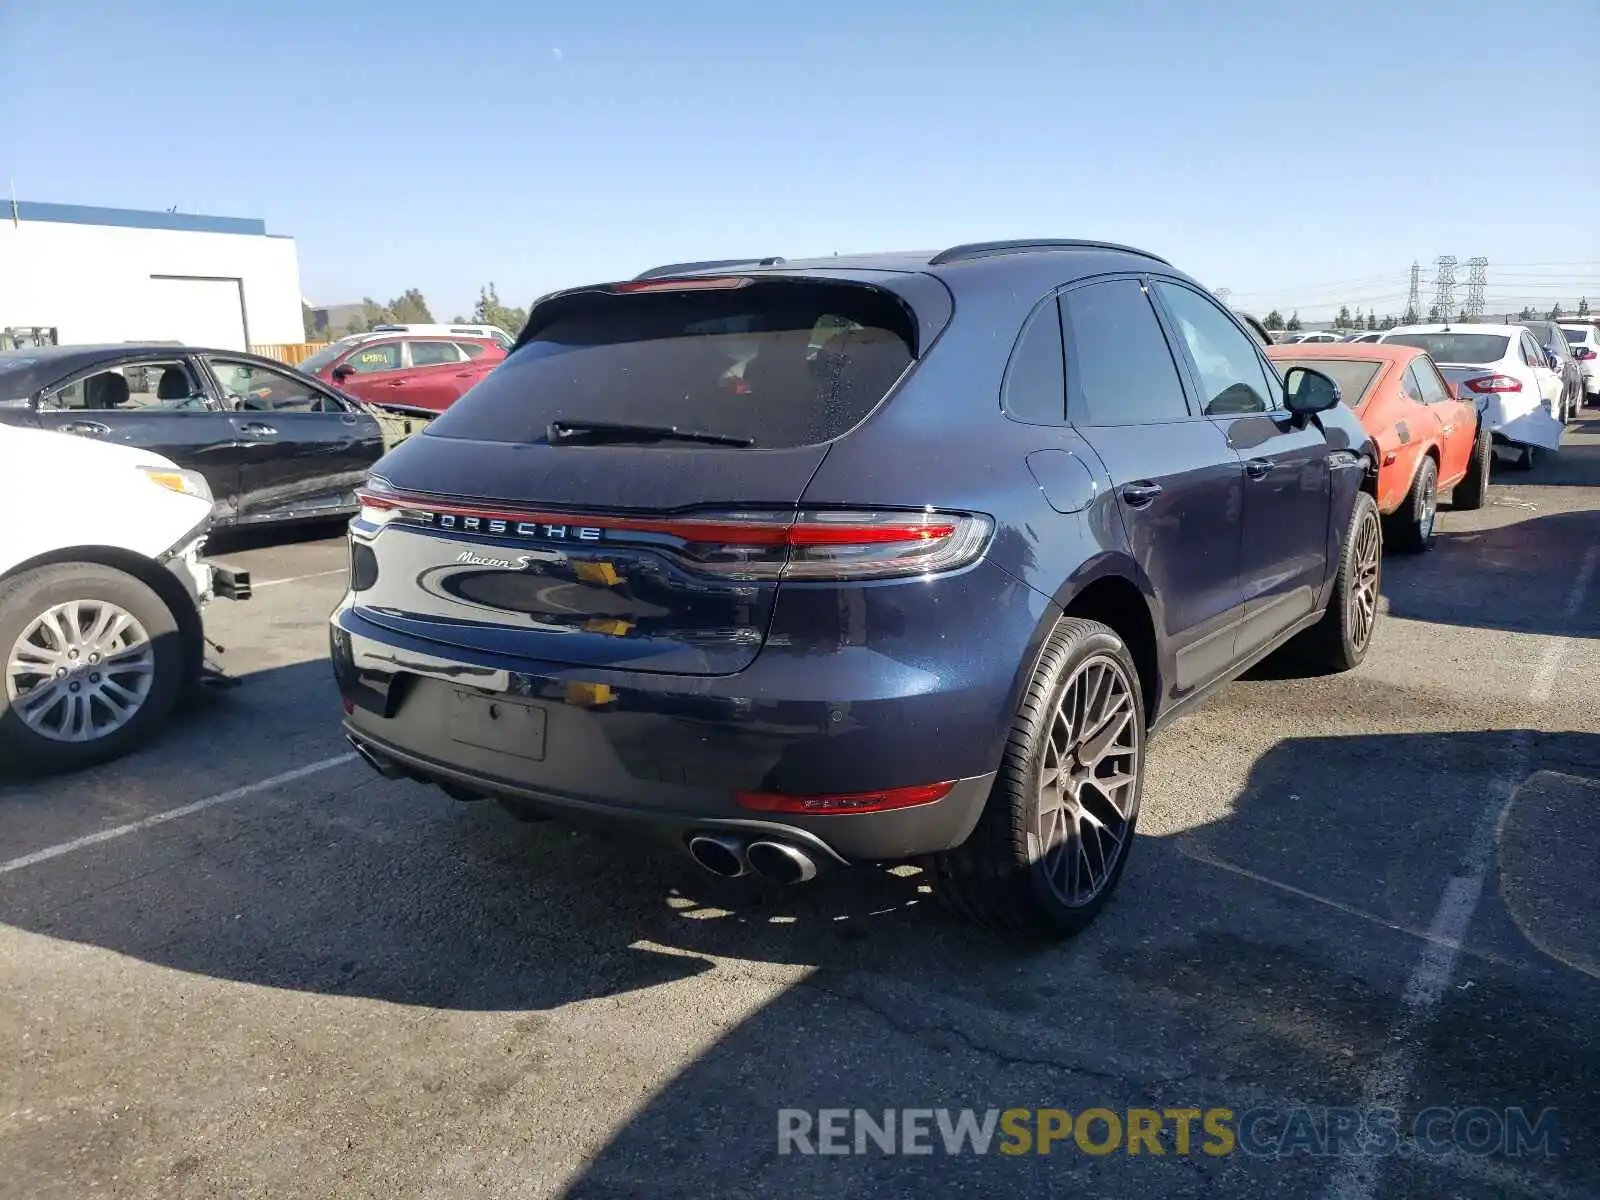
[1119,482,1163,508]
[63,420,111,436]
[241,421,277,436]
[1244,458,1275,479]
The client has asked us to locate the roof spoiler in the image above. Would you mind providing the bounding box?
[633,257,786,281]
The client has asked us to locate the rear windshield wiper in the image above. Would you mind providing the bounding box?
[546,420,755,448]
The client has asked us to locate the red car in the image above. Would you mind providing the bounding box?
[298,332,506,413]
[1266,342,1488,552]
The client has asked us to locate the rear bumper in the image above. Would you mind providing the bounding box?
[328,574,1040,863]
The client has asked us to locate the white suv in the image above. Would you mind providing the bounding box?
[1560,323,1600,406]
[0,424,250,772]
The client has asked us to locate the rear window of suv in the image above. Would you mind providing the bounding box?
[424,281,916,449]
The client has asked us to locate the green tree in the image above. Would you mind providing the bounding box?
[1427,304,1441,322]
[1286,311,1302,332]
[388,288,433,324]
[471,282,528,336]
[1519,305,1536,320]
[1380,314,1397,330]
[1335,304,1352,329]
[1578,296,1591,316]
[1263,309,1285,331]
[1456,307,1468,323]
[1366,312,1378,330]
[1548,302,1565,320]
[302,303,321,341]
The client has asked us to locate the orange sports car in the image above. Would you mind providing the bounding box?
[1266,342,1488,552]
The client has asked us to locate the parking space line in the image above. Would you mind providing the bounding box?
[0,753,357,876]
[253,568,346,589]
[1322,531,1599,1200]
[1529,540,1599,703]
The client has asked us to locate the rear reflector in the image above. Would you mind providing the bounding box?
[353,487,992,582]
[734,781,956,814]
[1462,374,1523,393]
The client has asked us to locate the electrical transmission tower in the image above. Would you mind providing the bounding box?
[1406,261,1422,321]
[1433,255,1458,320]
[1464,257,1488,320]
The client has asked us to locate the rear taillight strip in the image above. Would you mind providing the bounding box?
[354,489,992,581]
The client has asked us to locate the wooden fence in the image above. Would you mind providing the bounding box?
[250,342,328,366]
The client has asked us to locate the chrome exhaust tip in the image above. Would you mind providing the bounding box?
[687,833,748,878]
[346,734,408,780]
[746,840,819,885]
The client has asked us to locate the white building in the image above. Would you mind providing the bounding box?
[0,200,304,351]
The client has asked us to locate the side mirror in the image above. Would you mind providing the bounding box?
[1283,365,1342,415]
[331,363,353,382]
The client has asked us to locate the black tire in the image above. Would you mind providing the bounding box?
[0,563,186,774]
[1385,456,1438,553]
[1292,491,1382,673]
[929,618,1145,940]
[1453,420,1491,511]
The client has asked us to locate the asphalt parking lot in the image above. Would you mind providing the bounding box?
[4,420,1599,1200]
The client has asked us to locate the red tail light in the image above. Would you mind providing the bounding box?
[609,277,754,294]
[1462,375,1523,394]
[354,487,992,582]
[735,781,956,814]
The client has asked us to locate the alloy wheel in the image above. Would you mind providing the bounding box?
[1349,512,1382,652]
[1420,471,1437,541]
[1031,654,1140,907]
[6,600,155,743]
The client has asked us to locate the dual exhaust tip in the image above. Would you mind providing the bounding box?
[687,833,819,885]
[348,737,821,885]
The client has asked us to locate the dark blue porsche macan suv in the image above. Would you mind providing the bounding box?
[332,239,1382,938]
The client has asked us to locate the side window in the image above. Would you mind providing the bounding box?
[208,358,343,412]
[1412,359,1451,405]
[455,341,489,359]
[1001,299,1066,425]
[43,360,203,411]
[1060,279,1191,425]
[1401,364,1427,404]
[342,341,402,374]
[408,340,463,367]
[1153,281,1279,416]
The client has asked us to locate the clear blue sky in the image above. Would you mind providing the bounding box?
[4,0,1597,322]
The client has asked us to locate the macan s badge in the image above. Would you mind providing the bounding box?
[454,549,567,569]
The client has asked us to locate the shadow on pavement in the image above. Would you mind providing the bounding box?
[2,678,1597,1195]
[1381,507,1600,639]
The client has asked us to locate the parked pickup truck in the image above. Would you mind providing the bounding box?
[0,423,251,773]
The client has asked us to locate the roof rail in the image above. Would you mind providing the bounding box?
[928,239,1171,267]
[633,256,785,281]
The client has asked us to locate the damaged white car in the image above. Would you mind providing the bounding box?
[0,424,250,773]
[1381,324,1566,470]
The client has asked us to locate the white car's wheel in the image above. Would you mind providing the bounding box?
[0,564,186,773]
